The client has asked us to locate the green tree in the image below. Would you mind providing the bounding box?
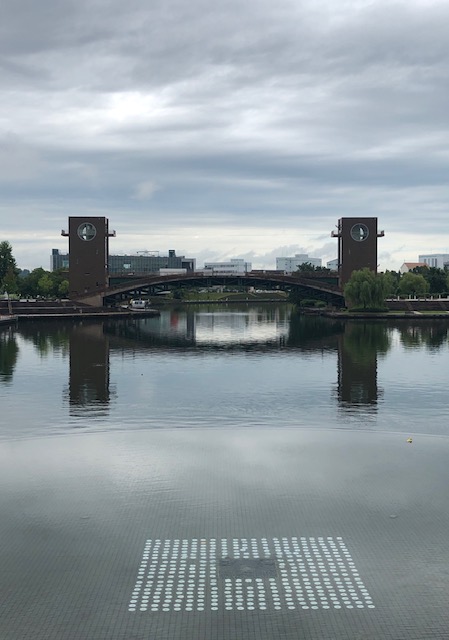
[397,272,429,296]
[49,269,69,298]
[344,268,388,310]
[0,241,18,292]
[296,262,317,273]
[18,267,69,299]
[58,279,69,297]
[37,274,54,297]
[412,266,448,294]
[294,262,330,275]
[18,267,46,297]
[382,270,400,297]
[2,267,19,294]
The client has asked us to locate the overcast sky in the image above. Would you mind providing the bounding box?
[1,0,449,271]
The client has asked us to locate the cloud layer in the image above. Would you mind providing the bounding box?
[1,0,449,269]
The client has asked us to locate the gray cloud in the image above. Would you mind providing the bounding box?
[1,0,449,270]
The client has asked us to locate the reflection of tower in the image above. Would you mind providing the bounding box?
[69,323,110,409]
[337,326,379,409]
[62,216,115,299]
[331,217,384,287]
[186,311,195,342]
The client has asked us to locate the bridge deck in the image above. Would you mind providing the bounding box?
[75,273,345,307]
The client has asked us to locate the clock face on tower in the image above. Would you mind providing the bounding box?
[77,223,97,241]
[350,223,369,242]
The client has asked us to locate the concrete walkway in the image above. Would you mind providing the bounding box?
[1,428,449,640]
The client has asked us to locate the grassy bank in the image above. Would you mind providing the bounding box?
[151,291,289,303]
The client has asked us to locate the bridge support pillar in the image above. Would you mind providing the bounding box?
[62,217,115,305]
[76,293,104,307]
[331,217,384,287]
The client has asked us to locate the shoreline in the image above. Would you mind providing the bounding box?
[0,315,18,326]
[0,309,159,323]
[3,299,449,323]
[320,310,449,320]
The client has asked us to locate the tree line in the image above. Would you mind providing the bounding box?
[344,266,449,310]
[0,241,69,298]
[2,239,449,304]
[293,261,449,299]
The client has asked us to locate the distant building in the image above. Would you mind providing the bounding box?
[400,262,427,274]
[326,258,339,270]
[276,254,322,272]
[51,248,195,274]
[51,249,70,271]
[203,258,251,274]
[108,250,195,274]
[419,254,449,269]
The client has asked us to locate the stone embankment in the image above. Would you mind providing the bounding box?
[0,300,159,320]
[0,315,17,326]
[386,299,449,313]
[321,298,449,319]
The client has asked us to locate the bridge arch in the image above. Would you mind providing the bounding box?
[76,272,345,307]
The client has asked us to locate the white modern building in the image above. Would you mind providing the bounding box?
[276,254,322,272]
[419,254,449,269]
[326,258,339,270]
[203,258,252,274]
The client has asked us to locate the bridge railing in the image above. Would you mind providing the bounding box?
[73,271,344,306]
[106,272,342,292]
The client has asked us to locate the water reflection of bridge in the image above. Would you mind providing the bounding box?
[66,310,384,414]
[7,315,449,420]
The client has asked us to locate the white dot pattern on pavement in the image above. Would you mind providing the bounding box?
[128,536,375,613]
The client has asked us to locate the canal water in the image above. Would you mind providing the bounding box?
[1,305,449,639]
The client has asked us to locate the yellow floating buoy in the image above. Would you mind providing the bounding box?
[406,437,413,444]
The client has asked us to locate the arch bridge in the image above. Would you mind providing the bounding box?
[77,272,345,308]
